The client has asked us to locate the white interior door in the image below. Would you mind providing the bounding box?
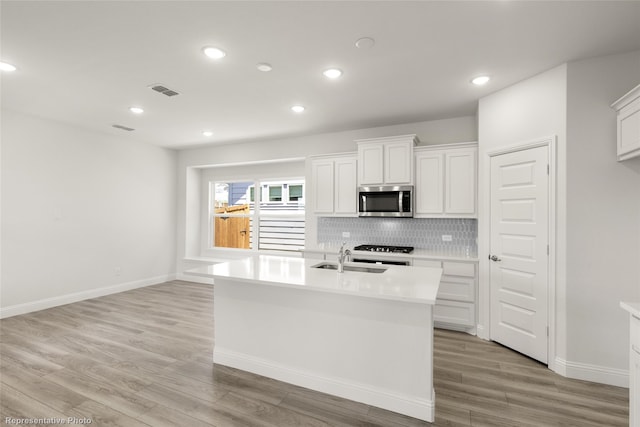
[490,145,549,364]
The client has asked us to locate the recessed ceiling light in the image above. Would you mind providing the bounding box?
[471,75,490,86]
[291,105,305,113]
[202,130,213,137]
[355,37,375,49]
[0,61,17,72]
[202,46,226,59]
[323,68,343,79]
[256,63,273,72]
[129,106,144,114]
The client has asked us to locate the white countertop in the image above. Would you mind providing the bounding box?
[621,301,640,318]
[302,245,478,262]
[186,255,442,305]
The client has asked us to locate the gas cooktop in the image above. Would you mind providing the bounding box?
[353,244,414,254]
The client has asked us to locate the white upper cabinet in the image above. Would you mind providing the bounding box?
[310,154,357,216]
[415,142,477,218]
[358,143,384,185]
[445,148,476,214]
[384,141,414,184]
[356,135,417,186]
[611,83,640,161]
[333,157,358,214]
[415,151,444,214]
[311,158,335,214]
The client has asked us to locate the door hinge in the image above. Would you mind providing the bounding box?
[547,244,549,255]
[547,164,550,175]
[547,326,549,337]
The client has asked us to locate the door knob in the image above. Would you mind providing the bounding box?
[489,255,502,262]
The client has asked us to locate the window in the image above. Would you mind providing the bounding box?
[289,184,303,201]
[210,178,304,252]
[268,185,282,202]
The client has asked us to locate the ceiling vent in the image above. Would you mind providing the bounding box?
[112,124,135,132]
[149,84,179,97]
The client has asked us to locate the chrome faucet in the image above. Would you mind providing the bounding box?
[337,242,351,273]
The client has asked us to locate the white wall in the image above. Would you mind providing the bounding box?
[176,116,478,275]
[478,50,640,386]
[478,63,568,368]
[1,110,178,317]
[565,50,640,375]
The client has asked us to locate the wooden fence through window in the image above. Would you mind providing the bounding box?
[214,205,250,249]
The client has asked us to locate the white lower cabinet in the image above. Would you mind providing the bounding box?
[631,314,640,427]
[434,300,476,328]
[414,258,477,332]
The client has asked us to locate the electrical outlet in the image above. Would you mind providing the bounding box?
[342,231,350,238]
[115,267,122,276]
[442,234,453,242]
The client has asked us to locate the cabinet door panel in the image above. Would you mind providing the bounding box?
[385,141,412,184]
[446,150,476,214]
[619,107,640,159]
[334,158,357,214]
[613,87,640,161]
[311,160,334,213]
[438,276,475,302]
[358,144,384,185]
[415,152,444,214]
[434,300,475,327]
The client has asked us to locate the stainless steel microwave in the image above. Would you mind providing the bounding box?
[358,185,413,217]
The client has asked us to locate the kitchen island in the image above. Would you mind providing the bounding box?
[187,255,442,422]
[621,301,640,427]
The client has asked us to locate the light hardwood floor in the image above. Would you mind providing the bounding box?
[0,280,629,426]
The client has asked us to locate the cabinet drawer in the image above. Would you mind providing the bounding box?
[438,276,475,302]
[434,300,475,327]
[413,259,442,269]
[442,261,475,277]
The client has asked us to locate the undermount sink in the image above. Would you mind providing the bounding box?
[311,262,387,274]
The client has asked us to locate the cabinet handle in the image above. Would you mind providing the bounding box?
[489,255,502,262]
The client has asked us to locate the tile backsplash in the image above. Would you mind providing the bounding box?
[318,217,477,255]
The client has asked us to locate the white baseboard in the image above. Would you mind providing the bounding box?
[435,322,477,335]
[0,273,176,319]
[554,357,629,388]
[214,347,435,422]
[475,324,490,341]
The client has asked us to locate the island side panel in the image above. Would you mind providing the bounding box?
[212,277,435,422]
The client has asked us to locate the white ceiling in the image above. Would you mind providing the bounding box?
[2,1,640,149]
